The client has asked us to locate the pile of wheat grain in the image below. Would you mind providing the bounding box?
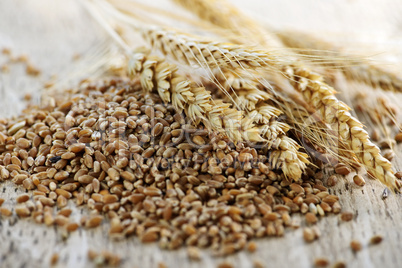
[1,0,402,264]
[0,77,345,258]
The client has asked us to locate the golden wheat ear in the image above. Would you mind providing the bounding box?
[129,51,308,181]
[284,65,401,190]
[208,67,309,181]
[168,0,402,191]
[129,51,247,138]
[209,69,362,184]
[211,68,272,110]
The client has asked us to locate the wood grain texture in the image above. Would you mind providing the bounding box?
[1,1,402,267]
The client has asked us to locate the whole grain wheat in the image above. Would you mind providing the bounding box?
[0,78,343,255]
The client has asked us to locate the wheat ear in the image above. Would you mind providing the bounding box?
[277,31,402,93]
[130,51,308,181]
[128,50,265,142]
[95,0,400,190]
[212,68,272,110]
[147,26,399,190]
[140,26,288,71]
[92,2,294,71]
[178,0,399,96]
[285,65,401,190]
[211,68,309,181]
[214,70,359,171]
[168,0,401,190]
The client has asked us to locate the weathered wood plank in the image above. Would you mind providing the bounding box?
[1,1,402,268]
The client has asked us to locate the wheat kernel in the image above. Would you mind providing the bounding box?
[187,246,201,261]
[86,215,103,228]
[50,253,59,266]
[15,205,31,217]
[395,132,402,143]
[16,194,30,203]
[340,211,353,222]
[66,222,79,232]
[303,227,316,242]
[69,143,86,153]
[370,235,383,245]
[334,164,351,175]
[0,207,12,216]
[327,175,338,187]
[305,212,318,224]
[314,258,329,267]
[332,261,346,268]
[350,240,362,252]
[217,262,233,268]
[353,175,365,186]
[253,259,264,268]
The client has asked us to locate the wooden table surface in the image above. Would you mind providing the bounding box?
[1,1,402,267]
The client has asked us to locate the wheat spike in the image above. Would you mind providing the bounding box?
[277,31,402,93]
[140,26,288,71]
[130,50,308,181]
[269,136,310,181]
[93,0,400,190]
[92,2,298,72]
[244,110,309,181]
[129,50,259,141]
[269,82,362,168]
[213,68,272,110]
[285,65,400,190]
[245,107,309,181]
[168,0,401,190]
[211,69,309,181]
